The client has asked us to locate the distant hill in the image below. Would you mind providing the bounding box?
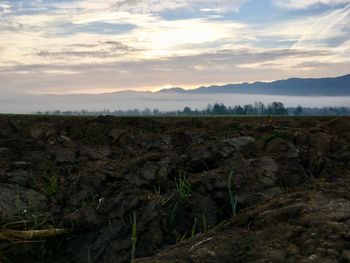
[157,87,187,93]
[158,74,350,96]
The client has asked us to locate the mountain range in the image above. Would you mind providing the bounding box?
[1,74,350,113]
[157,74,350,96]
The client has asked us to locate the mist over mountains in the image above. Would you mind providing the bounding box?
[1,74,350,114]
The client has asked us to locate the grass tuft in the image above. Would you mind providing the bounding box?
[228,171,238,216]
[130,212,137,263]
[175,171,192,199]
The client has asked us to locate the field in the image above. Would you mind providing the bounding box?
[0,115,350,262]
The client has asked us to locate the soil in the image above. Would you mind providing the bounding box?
[0,115,349,263]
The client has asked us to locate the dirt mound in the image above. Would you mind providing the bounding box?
[138,187,350,263]
[0,115,349,262]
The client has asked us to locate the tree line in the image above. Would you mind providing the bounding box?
[38,101,350,116]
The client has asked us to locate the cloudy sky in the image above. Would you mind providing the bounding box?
[0,0,350,95]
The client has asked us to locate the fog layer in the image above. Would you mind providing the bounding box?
[1,93,350,114]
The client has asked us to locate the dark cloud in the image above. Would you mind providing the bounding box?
[4,48,335,74]
[35,41,139,58]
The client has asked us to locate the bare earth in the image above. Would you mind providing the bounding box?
[0,115,350,263]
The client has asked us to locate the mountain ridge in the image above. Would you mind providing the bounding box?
[157,74,350,96]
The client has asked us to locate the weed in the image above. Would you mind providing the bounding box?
[153,186,173,207]
[191,217,197,238]
[109,219,112,232]
[201,214,208,232]
[96,197,105,211]
[175,171,192,199]
[130,212,137,263]
[0,188,66,263]
[15,185,24,218]
[176,217,198,243]
[87,247,91,263]
[167,202,178,226]
[177,232,188,243]
[13,186,53,230]
[81,188,98,208]
[45,175,58,197]
[228,171,238,216]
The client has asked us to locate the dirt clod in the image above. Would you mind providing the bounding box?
[0,116,349,262]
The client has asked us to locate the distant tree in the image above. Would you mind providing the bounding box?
[294,105,303,116]
[183,107,192,115]
[243,104,255,115]
[212,103,227,115]
[255,101,265,115]
[205,104,213,115]
[142,108,152,115]
[267,102,288,115]
[234,105,244,115]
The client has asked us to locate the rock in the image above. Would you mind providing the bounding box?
[308,254,318,261]
[59,135,77,147]
[223,136,255,149]
[259,156,279,174]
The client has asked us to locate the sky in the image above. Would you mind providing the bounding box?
[0,0,350,95]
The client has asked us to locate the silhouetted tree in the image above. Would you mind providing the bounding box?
[294,105,303,116]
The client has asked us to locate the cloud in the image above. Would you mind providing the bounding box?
[110,0,248,13]
[52,0,248,13]
[275,0,350,9]
[35,41,139,58]
[289,4,350,47]
[0,2,11,13]
[0,46,346,95]
[0,0,349,99]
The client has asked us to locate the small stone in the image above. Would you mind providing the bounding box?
[308,254,318,260]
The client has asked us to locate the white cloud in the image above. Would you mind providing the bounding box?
[275,0,350,9]
[0,0,350,97]
[110,0,248,13]
[55,0,248,13]
[0,1,11,13]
